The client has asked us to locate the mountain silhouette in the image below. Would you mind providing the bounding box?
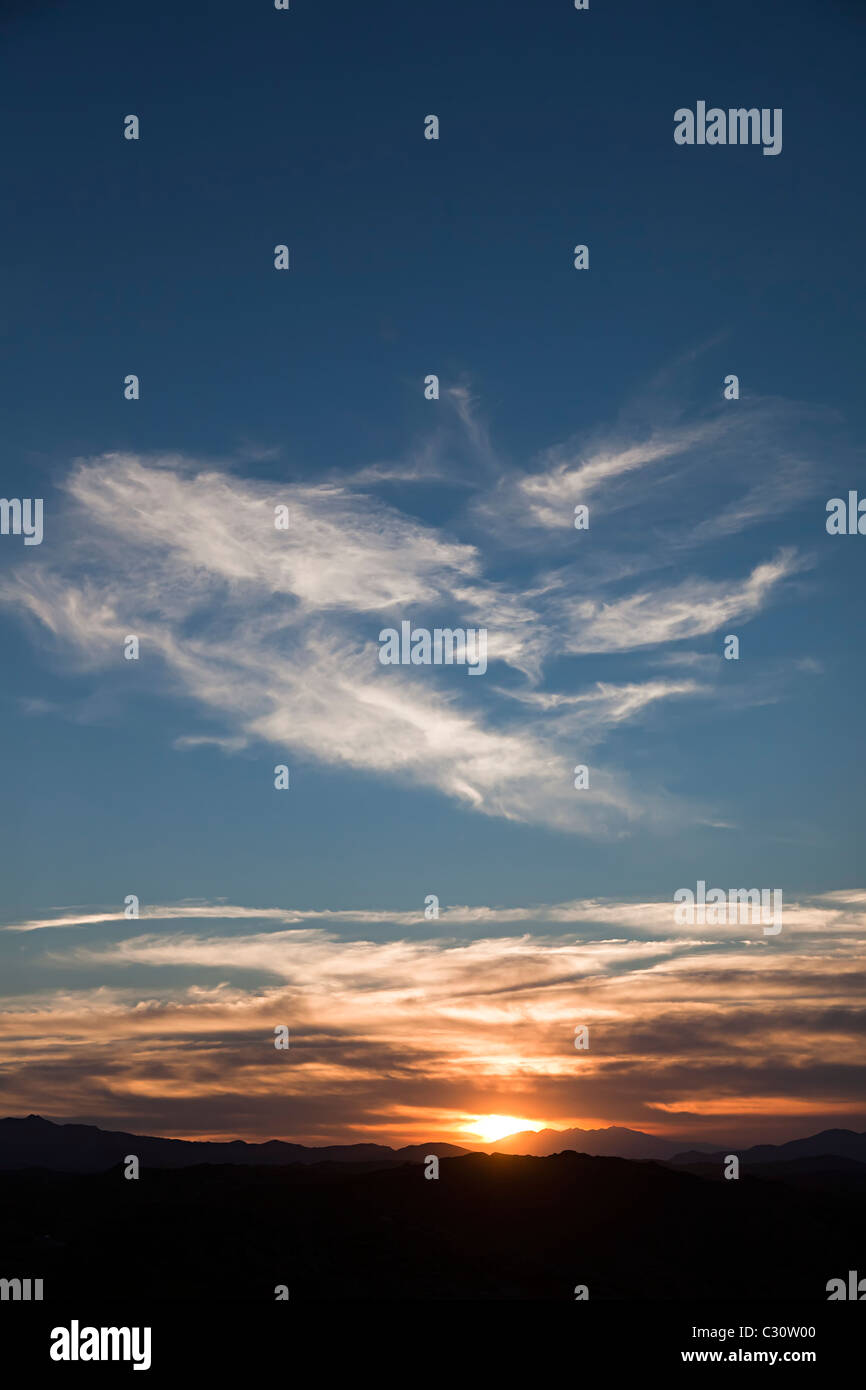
[0,1114,468,1173]
[485,1123,718,1159]
[6,1115,863,1173]
[669,1128,866,1167]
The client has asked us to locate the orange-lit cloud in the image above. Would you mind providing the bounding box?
[0,892,864,1148]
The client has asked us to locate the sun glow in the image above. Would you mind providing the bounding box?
[465,1114,545,1143]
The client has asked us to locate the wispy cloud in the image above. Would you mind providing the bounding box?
[511,423,719,529]
[5,891,865,938]
[561,549,802,653]
[0,387,812,838]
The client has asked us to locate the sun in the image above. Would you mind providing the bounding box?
[465,1114,545,1144]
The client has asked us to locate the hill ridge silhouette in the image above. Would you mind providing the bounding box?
[4,1113,865,1172]
[0,1114,468,1173]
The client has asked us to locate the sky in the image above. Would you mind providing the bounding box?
[0,0,864,1149]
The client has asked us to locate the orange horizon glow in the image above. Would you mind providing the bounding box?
[6,910,866,1154]
[463,1114,546,1143]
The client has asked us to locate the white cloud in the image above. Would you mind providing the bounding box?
[562,550,801,654]
[514,424,717,529]
[6,891,865,939]
[0,444,803,834]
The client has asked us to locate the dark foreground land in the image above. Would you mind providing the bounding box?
[1,1149,863,1300]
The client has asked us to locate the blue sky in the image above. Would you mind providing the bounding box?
[0,0,864,1145]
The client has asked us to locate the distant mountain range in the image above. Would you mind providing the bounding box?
[668,1128,866,1167]
[487,1124,866,1165]
[0,1115,468,1173]
[3,1114,865,1174]
[484,1124,719,1160]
